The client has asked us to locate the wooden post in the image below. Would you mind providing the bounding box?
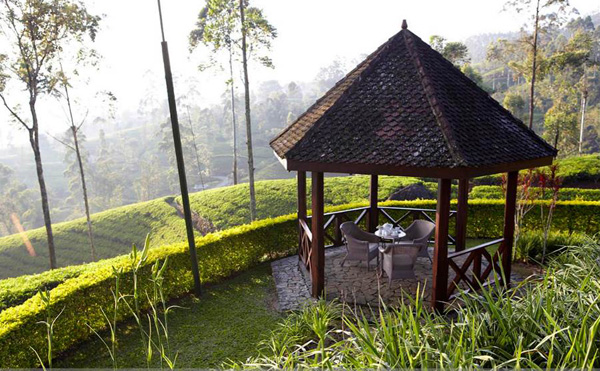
[502,171,518,287]
[432,178,451,312]
[311,172,325,297]
[297,171,307,254]
[369,174,379,232]
[455,178,469,252]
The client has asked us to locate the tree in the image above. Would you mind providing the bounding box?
[91,130,124,210]
[503,92,527,119]
[0,0,100,269]
[503,0,572,129]
[190,0,240,185]
[429,35,471,66]
[190,0,276,220]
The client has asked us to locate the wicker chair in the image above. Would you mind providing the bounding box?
[399,220,435,262]
[340,221,380,270]
[378,244,420,284]
[378,220,435,284]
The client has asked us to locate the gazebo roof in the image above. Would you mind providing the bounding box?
[270,21,557,178]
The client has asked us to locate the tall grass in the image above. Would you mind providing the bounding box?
[241,238,600,369]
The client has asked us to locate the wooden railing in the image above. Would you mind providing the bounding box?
[447,238,505,299]
[298,218,312,271]
[299,205,457,274]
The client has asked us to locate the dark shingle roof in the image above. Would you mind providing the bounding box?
[270,23,556,176]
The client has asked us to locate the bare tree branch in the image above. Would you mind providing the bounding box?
[47,131,75,151]
[0,92,31,130]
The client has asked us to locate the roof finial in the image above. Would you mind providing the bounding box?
[401,19,408,30]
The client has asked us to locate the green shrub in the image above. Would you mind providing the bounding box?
[470,185,600,201]
[241,239,600,369]
[0,265,86,312]
[514,230,589,263]
[0,214,298,368]
[472,154,600,186]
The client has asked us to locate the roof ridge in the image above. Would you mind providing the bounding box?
[402,30,467,167]
[269,31,401,152]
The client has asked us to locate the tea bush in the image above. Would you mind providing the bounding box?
[0,197,193,279]
[471,185,600,201]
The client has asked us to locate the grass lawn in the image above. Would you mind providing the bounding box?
[55,263,284,368]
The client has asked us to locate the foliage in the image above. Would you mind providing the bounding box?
[241,239,600,369]
[473,154,600,185]
[0,265,85,312]
[0,0,102,269]
[54,264,283,368]
[429,35,471,66]
[514,230,588,262]
[0,213,297,367]
[470,184,600,200]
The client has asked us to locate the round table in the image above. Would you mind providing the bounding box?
[374,229,406,242]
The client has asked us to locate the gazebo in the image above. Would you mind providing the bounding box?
[270,21,557,310]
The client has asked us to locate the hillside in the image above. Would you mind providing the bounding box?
[0,197,192,279]
[0,176,428,279]
[2,153,600,280]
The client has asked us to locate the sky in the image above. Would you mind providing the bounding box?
[1,0,600,144]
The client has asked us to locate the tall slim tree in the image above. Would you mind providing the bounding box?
[503,0,571,129]
[0,0,100,269]
[190,0,276,220]
[50,69,111,261]
[190,0,239,184]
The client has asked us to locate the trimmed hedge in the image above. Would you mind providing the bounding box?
[0,265,86,312]
[0,214,298,368]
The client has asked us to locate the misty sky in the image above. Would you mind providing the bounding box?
[1,0,600,145]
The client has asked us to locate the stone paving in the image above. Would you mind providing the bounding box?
[272,245,524,311]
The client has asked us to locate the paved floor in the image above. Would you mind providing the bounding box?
[272,245,523,311]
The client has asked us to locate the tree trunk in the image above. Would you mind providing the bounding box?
[239,0,257,221]
[28,103,56,269]
[186,107,206,190]
[72,127,96,261]
[229,47,238,185]
[63,79,96,261]
[579,90,587,154]
[528,0,541,130]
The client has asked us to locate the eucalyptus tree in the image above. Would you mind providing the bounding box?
[502,0,572,129]
[429,35,471,66]
[0,0,100,269]
[190,0,276,221]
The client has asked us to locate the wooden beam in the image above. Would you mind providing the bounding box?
[311,171,325,297]
[432,178,451,312]
[285,156,555,179]
[368,174,378,232]
[297,171,307,255]
[455,178,469,252]
[502,171,518,287]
